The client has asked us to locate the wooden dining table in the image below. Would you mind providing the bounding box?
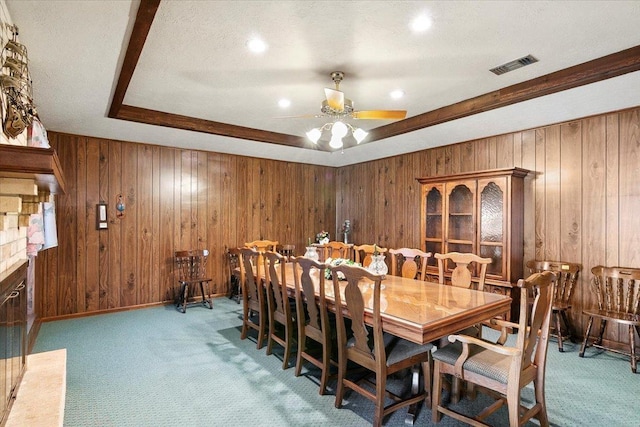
[278,262,511,346]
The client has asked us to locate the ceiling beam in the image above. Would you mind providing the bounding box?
[369,45,640,142]
[108,0,161,118]
[117,105,308,148]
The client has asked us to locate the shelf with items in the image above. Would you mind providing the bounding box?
[0,145,65,194]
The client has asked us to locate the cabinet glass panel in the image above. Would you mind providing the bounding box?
[481,245,503,276]
[448,184,474,241]
[448,242,473,255]
[0,294,7,407]
[480,182,504,242]
[425,187,442,239]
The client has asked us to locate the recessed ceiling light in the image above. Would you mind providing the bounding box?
[410,14,432,33]
[247,37,267,53]
[278,99,291,108]
[390,90,405,100]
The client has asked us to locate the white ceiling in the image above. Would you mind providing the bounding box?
[5,0,640,167]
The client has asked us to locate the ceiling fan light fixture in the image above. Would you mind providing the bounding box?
[306,128,322,144]
[353,127,368,144]
[331,121,348,137]
[329,134,344,149]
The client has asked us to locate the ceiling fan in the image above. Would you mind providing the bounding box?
[301,71,407,149]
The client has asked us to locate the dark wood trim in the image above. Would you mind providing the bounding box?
[108,0,161,118]
[108,1,640,150]
[370,45,640,142]
[117,105,309,148]
[0,145,66,194]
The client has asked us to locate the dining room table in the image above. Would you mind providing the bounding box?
[279,261,511,345]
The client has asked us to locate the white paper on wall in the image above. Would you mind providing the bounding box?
[42,201,58,249]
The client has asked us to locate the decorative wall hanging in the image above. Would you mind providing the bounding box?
[116,194,125,218]
[0,25,35,139]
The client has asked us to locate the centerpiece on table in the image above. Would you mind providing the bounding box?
[324,258,361,280]
[316,230,330,245]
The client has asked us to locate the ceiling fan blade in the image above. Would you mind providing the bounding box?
[352,110,407,120]
[324,88,344,111]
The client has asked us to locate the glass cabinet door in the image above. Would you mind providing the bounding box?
[445,181,476,256]
[423,185,443,267]
[478,178,507,278]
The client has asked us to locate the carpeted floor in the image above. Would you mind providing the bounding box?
[30,297,640,427]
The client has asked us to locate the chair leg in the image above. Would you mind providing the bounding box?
[374,372,386,427]
[579,316,594,357]
[334,356,346,409]
[629,325,637,374]
[256,310,266,350]
[554,310,564,352]
[506,382,520,427]
[596,319,607,345]
[431,362,443,423]
[560,310,576,343]
[282,323,292,370]
[181,282,188,313]
[294,333,304,378]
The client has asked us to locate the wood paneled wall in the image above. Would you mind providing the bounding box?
[35,133,336,318]
[35,106,640,351]
[337,107,640,347]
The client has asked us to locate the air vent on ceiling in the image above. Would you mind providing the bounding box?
[490,54,538,75]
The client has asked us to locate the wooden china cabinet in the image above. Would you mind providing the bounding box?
[417,167,529,319]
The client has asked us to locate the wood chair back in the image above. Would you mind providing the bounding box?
[323,241,350,260]
[263,251,295,369]
[245,239,279,267]
[389,248,431,280]
[226,247,242,303]
[239,247,267,349]
[175,249,210,282]
[432,270,557,426]
[291,256,332,394]
[353,244,387,267]
[526,260,581,308]
[435,252,491,291]
[579,265,640,372]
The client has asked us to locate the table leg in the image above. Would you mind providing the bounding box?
[405,365,420,425]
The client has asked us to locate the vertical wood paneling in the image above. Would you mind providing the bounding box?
[582,115,607,336]
[85,139,100,312]
[121,143,138,306]
[34,106,640,353]
[136,145,153,304]
[75,137,87,312]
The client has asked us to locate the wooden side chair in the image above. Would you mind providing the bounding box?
[432,271,557,427]
[527,260,582,352]
[291,256,333,395]
[435,252,491,291]
[239,247,268,349]
[330,263,433,427]
[353,244,387,267]
[389,248,431,280]
[264,251,296,369]
[174,249,213,313]
[245,239,279,268]
[579,266,640,373]
[323,241,350,260]
[226,247,242,304]
[279,244,295,260]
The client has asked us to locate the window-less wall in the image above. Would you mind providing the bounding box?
[34,106,640,352]
[337,106,640,349]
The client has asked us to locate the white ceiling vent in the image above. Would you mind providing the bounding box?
[490,54,538,75]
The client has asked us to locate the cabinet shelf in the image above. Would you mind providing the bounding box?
[0,145,66,194]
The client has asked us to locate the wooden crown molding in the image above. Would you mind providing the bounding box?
[108,0,640,150]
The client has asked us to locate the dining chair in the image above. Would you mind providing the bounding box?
[526,260,582,352]
[174,249,213,313]
[431,270,557,427]
[245,239,279,268]
[239,247,268,349]
[263,251,296,369]
[579,266,640,373]
[323,241,350,260]
[389,248,431,280]
[330,263,433,427]
[291,256,334,395]
[353,244,388,267]
[435,251,492,400]
[279,244,296,260]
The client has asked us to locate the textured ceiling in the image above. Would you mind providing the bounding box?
[5,0,640,166]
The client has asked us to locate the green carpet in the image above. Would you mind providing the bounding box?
[32,297,639,426]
